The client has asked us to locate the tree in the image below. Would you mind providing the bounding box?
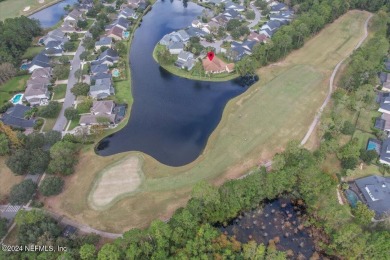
[115,41,127,56]
[39,176,64,196]
[37,101,61,118]
[70,32,79,41]
[353,201,375,226]
[80,51,89,61]
[235,56,257,76]
[77,19,88,29]
[47,141,80,175]
[25,132,45,150]
[9,179,37,205]
[6,149,30,175]
[15,209,46,226]
[59,56,70,64]
[64,42,75,52]
[28,149,50,175]
[0,63,17,85]
[359,149,378,164]
[98,244,121,260]
[341,121,355,135]
[44,130,62,146]
[156,48,174,66]
[245,10,255,20]
[0,133,10,155]
[71,82,90,96]
[75,68,83,80]
[18,216,60,246]
[341,157,358,170]
[83,37,96,50]
[80,244,96,260]
[226,19,241,32]
[65,107,80,121]
[53,64,70,80]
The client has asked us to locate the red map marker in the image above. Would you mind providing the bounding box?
[207,51,215,61]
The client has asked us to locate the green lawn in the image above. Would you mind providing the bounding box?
[42,118,57,132]
[112,80,132,104]
[22,46,44,60]
[153,44,239,82]
[353,130,376,150]
[355,109,381,133]
[0,0,60,20]
[52,84,67,100]
[0,75,29,104]
[68,119,79,130]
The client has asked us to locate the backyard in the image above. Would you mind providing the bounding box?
[0,75,29,105]
[47,10,372,232]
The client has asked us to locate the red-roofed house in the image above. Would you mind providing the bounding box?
[106,26,124,41]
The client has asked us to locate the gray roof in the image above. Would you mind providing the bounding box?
[90,78,113,92]
[29,52,51,69]
[355,175,390,217]
[91,72,112,81]
[185,27,208,37]
[177,30,190,41]
[99,48,119,61]
[385,59,390,71]
[271,3,287,12]
[112,17,130,29]
[178,51,193,61]
[223,9,240,18]
[265,20,282,30]
[121,7,136,17]
[0,105,35,128]
[46,40,62,48]
[380,137,390,164]
[379,72,388,85]
[379,97,390,112]
[91,64,109,74]
[95,37,112,46]
[168,42,184,50]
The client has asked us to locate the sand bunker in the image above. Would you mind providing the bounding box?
[23,6,31,12]
[89,155,143,209]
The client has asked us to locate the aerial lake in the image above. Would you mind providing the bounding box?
[29,0,77,28]
[96,0,249,166]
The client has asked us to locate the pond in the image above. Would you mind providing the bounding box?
[29,0,77,28]
[96,0,250,166]
[220,198,318,258]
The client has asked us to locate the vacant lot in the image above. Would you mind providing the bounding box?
[51,11,371,232]
[0,0,59,21]
[0,157,23,202]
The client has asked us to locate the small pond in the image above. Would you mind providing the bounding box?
[29,0,78,28]
[220,198,318,258]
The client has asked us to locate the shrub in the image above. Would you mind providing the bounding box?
[9,180,37,205]
[39,176,64,196]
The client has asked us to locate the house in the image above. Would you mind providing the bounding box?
[380,138,390,165]
[106,26,124,41]
[212,15,229,27]
[95,37,113,51]
[185,27,209,38]
[119,7,138,19]
[202,56,234,74]
[159,35,172,46]
[137,2,148,11]
[223,9,241,20]
[224,1,245,12]
[107,17,130,31]
[44,40,63,57]
[353,175,390,218]
[27,68,52,87]
[380,73,390,92]
[127,0,141,9]
[99,49,119,63]
[80,100,116,126]
[208,0,225,5]
[79,0,94,11]
[91,64,109,75]
[91,100,115,115]
[177,30,190,42]
[0,105,36,129]
[378,97,390,115]
[41,29,69,46]
[89,78,115,99]
[385,58,390,71]
[270,2,288,13]
[60,20,77,33]
[202,9,215,19]
[269,11,294,21]
[64,9,83,22]
[260,20,283,37]
[175,51,196,70]
[24,83,50,106]
[168,42,184,55]
[91,72,112,82]
[227,40,258,61]
[207,21,221,32]
[28,52,51,73]
[247,32,268,43]
[192,20,203,28]
[374,113,390,131]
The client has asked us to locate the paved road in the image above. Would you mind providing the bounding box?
[300,13,373,145]
[53,39,85,132]
[248,2,261,29]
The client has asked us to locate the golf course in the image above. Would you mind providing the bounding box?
[46,10,372,232]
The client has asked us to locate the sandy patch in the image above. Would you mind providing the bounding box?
[23,6,31,12]
[89,156,143,209]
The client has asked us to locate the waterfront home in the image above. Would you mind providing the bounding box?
[91,64,109,75]
[127,0,142,9]
[192,20,202,28]
[119,7,138,19]
[212,15,229,27]
[24,83,50,106]
[60,20,77,33]
[106,26,124,41]
[0,105,36,129]
[64,9,83,22]
[99,49,119,63]
[202,9,215,19]
[175,51,196,70]
[177,30,190,42]
[80,100,116,126]
[44,41,63,57]
[202,56,234,74]
[137,2,148,11]
[95,37,113,51]
[89,78,115,99]
[91,72,112,82]
[28,52,51,73]
[79,0,94,11]
[41,29,69,46]
[168,42,185,55]
[106,17,131,31]
[352,175,390,218]
[223,9,241,20]
[224,1,245,12]
[185,27,208,38]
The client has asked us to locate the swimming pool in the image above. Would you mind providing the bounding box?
[345,189,359,208]
[20,63,29,70]
[366,139,381,153]
[112,69,120,77]
[10,94,23,104]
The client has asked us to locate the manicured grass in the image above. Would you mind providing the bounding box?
[352,129,376,150]
[52,84,67,100]
[22,46,45,60]
[0,0,60,20]
[153,44,239,82]
[0,157,24,202]
[42,117,57,132]
[355,109,380,133]
[0,75,29,104]
[112,80,133,104]
[68,119,79,130]
[50,11,372,233]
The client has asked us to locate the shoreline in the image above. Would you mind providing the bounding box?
[152,44,239,82]
[24,0,64,18]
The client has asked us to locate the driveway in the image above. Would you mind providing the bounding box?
[248,2,261,29]
[53,39,85,132]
